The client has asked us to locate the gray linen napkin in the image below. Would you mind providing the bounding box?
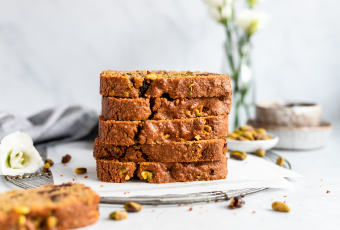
[0,104,98,147]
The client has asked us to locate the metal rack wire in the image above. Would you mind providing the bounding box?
[4,148,290,205]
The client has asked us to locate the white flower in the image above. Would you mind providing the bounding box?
[235,9,270,35]
[221,4,233,19]
[0,131,43,176]
[203,0,225,7]
[247,0,267,8]
[208,6,222,22]
[205,0,234,22]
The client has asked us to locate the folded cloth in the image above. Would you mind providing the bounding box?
[0,104,98,147]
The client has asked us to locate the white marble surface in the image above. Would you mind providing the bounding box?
[0,0,340,124]
[81,122,339,229]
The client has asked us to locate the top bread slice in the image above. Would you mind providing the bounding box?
[100,70,232,99]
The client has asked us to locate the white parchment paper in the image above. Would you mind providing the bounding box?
[46,141,303,197]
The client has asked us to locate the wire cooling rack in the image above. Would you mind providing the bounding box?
[4,147,290,205]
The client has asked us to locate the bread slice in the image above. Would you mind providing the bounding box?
[0,183,100,230]
[102,97,151,121]
[101,96,231,121]
[98,115,228,145]
[93,137,228,162]
[100,70,231,99]
[96,156,228,183]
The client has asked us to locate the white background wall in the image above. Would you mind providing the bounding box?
[0,0,339,122]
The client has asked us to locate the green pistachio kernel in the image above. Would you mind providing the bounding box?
[141,171,153,180]
[195,109,201,117]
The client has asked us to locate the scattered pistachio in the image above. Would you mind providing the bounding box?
[242,131,254,140]
[164,134,170,139]
[195,135,201,141]
[18,215,26,226]
[186,71,194,75]
[227,126,272,141]
[74,167,87,174]
[237,136,250,141]
[188,83,195,89]
[185,110,191,116]
[125,175,130,181]
[254,149,266,157]
[109,211,128,220]
[276,157,284,166]
[15,206,30,215]
[228,197,245,209]
[61,154,72,163]
[228,133,239,138]
[46,216,58,227]
[255,133,267,140]
[124,202,143,212]
[198,144,202,148]
[132,146,140,150]
[233,130,243,135]
[230,151,247,161]
[195,109,201,117]
[240,125,253,131]
[141,171,153,180]
[45,159,54,166]
[204,125,212,132]
[256,128,266,134]
[188,91,193,97]
[119,167,128,175]
[272,202,290,212]
[42,163,50,173]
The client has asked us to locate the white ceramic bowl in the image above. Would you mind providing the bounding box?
[248,119,332,150]
[256,100,322,127]
[226,133,279,152]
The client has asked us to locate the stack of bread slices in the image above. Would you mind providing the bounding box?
[94,70,232,183]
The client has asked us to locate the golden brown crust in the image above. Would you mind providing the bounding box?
[99,70,231,99]
[96,156,228,183]
[98,115,228,145]
[93,137,227,162]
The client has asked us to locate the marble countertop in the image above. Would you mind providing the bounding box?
[79,123,339,230]
[1,123,339,229]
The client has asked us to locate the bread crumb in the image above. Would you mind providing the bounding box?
[72,179,75,181]
[327,190,330,193]
[152,210,155,212]
[178,204,181,206]
[60,175,63,177]
[215,200,219,203]
[252,211,256,214]
[201,206,204,208]
[284,195,287,197]
[189,207,193,211]
[100,185,104,187]
[321,179,323,181]
[84,176,88,178]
